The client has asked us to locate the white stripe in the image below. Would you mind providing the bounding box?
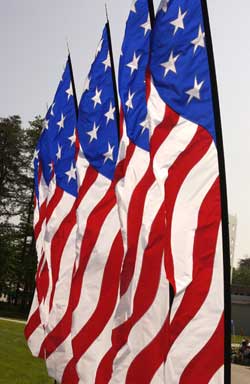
[164,225,224,382]
[153,117,197,187]
[110,259,169,384]
[42,192,75,322]
[115,146,150,256]
[148,79,166,138]
[171,142,219,293]
[77,314,115,384]
[208,365,224,384]
[46,334,73,383]
[75,173,110,271]
[72,205,121,337]
[114,81,166,327]
[150,363,164,384]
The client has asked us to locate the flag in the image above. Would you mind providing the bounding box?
[37,23,123,384]
[25,57,79,383]
[24,112,52,356]
[94,1,171,382]
[149,0,229,382]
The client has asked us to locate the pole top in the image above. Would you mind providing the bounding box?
[105,3,109,23]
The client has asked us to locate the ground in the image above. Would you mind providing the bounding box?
[232,363,250,384]
[0,318,53,384]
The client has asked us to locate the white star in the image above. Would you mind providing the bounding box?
[66,82,73,100]
[125,90,135,111]
[86,122,99,143]
[105,102,116,124]
[33,149,39,161]
[49,162,53,172]
[56,144,62,160]
[68,129,76,146]
[161,51,180,77]
[91,87,102,108]
[50,102,55,116]
[83,76,91,93]
[102,52,111,71]
[131,0,137,13]
[140,14,151,36]
[95,39,103,57]
[43,119,49,130]
[186,76,204,104]
[170,7,187,35]
[57,113,66,130]
[191,25,205,54]
[65,162,76,183]
[140,116,150,134]
[126,52,141,75]
[159,0,169,12]
[103,142,115,163]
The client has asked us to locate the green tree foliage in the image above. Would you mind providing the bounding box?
[232,256,250,286]
[0,116,42,312]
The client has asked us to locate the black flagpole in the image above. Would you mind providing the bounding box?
[148,0,155,28]
[201,1,231,382]
[67,45,79,119]
[105,5,120,142]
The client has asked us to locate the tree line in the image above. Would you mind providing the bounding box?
[0,115,42,315]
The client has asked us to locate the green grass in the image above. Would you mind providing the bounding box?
[0,319,54,384]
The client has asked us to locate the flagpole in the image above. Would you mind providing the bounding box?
[201,1,231,382]
[105,5,120,141]
[67,44,79,119]
[148,0,155,28]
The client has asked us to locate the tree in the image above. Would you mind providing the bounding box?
[0,116,42,311]
[232,256,250,286]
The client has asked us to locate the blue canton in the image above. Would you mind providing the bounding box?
[150,0,216,143]
[77,24,119,180]
[119,0,152,151]
[34,58,78,200]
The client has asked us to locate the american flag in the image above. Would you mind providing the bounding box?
[148,0,227,382]
[25,57,78,383]
[95,1,171,382]
[36,24,123,384]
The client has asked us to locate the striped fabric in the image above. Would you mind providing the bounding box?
[26,0,227,382]
[35,24,122,384]
[148,0,225,382]
[25,58,78,383]
[93,1,171,382]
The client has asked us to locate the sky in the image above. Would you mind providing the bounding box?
[0,0,249,266]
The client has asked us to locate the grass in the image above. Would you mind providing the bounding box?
[0,319,54,384]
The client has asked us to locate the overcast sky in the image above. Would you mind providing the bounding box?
[0,0,249,266]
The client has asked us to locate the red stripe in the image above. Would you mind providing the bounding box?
[61,359,78,384]
[62,231,124,380]
[77,166,99,208]
[45,186,64,223]
[120,165,155,295]
[180,313,224,383]
[24,308,41,340]
[34,199,47,240]
[36,258,49,304]
[125,314,170,384]
[49,204,76,311]
[96,203,166,382]
[114,142,136,183]
[120,106,178,296]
